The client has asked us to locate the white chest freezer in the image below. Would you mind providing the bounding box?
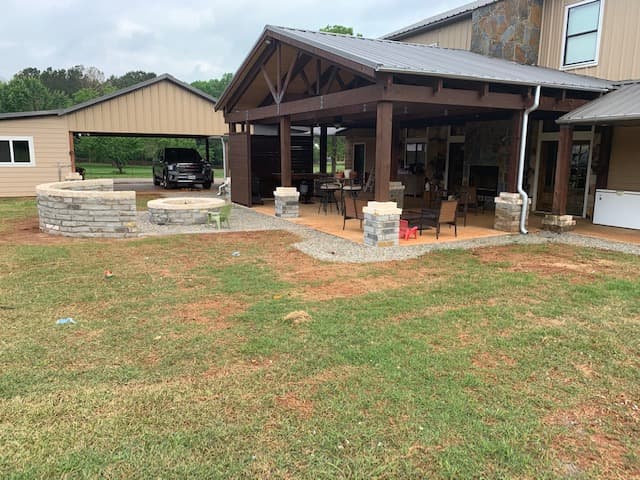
[593,189,640,230]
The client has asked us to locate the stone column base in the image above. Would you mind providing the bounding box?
[273,187,300,218]
[363,201,401,247]
[542,214,576,233]
[494,192,530,233]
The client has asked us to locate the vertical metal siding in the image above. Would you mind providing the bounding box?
[0,116,71,196]
[539,0,640,81]
[401,18,472,49]
[66,80,226,136]
[607,126,640,191]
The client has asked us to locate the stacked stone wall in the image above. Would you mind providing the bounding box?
[36,179,137,238]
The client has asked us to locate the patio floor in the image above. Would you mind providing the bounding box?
[253,197,640,246]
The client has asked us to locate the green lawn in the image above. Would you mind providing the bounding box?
[0,198,639,478]
[77,162,224,181]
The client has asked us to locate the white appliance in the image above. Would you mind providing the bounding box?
[593,189,640,230]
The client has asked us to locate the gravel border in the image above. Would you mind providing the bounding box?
[136,203,640,263]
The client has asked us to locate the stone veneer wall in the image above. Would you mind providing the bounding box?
[36,179,137,238]
[471,0,543,65]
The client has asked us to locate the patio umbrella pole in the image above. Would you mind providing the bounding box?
[517,85,540,234]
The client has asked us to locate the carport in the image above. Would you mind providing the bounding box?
[0,74,227,197]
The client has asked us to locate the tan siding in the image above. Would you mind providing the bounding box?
[401,18,472,50]
[66,80,226,136]
[607,126,640,191]
[344,130,376,175]
[539,0,640,81]
[0,117,71,197]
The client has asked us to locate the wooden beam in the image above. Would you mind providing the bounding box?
[323,66,338,95]
[316,59,321,95]
[335,71,346,89]
[479,83,490,98]
[552,125,574,215]
[539,97,590,112]
[319,125,328,173]
[276,42,282,99]
[375,101,393,202]
[506,110,524,192]
[261,66,278,104]
[227,84,382,123]
[225,41,277,112]
[69,132,76,172]
[278,52,299,103]
[280,116,292,187]
[383,84,527,110]
[300,69,314,95]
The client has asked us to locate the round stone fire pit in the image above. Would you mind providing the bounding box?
[147,197,226,225]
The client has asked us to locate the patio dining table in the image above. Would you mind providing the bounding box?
[318,182,342,214]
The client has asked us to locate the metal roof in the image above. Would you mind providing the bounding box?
[0,74,216,121]
[558,82,640,124]
[382,0,498,40]
[267,26,612,92]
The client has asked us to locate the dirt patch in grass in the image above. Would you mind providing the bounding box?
[174,297,247,330]
[275,392,314,418]
[202,355,279,380]
[471,244,634,282]
[0,217,73,246]
[545,397,640,478]
[471,351,517,369]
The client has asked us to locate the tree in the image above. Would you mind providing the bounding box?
[0,77,70,112]
[107,71,156,89]
[320,25,362,37]
[191,73,233,99]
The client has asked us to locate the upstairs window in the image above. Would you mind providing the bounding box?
[0,137,35,166]
[563,0,603,68]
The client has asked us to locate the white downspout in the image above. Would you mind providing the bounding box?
[517,85,541,234]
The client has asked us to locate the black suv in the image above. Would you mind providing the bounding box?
[152,148,213,189]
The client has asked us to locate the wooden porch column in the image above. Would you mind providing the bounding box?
[69,132,76,171]
[319,125,328,173]
[552,125,574,215]
[390,125,401,181]
[280,116,292,187]
[507,110,524,192]
[375,101,393,201]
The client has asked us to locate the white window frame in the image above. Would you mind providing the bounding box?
[0,136,36,167]
[560,0,605,71]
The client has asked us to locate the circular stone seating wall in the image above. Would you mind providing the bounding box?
[147,197,225,225]
[36,179,137,238]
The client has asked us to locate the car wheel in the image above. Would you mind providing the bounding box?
[153,173,160,186]
[202,181,212,190]
[161,171,172,189]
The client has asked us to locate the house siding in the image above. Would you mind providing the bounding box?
[400,18,472,49]
[607,126,640,191]
[66,81,226,136]
[0,116,71,197]
[538,0,640,81]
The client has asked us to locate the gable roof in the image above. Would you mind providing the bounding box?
[382,0,498,40]
[558,82,640,125]
[217,25,611,111]
[0,74,216,121]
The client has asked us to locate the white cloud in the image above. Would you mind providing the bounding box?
[0,0,471,82]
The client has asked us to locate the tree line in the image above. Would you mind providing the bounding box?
[0,66,233,171]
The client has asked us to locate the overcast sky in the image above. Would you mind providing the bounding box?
[0,0,471,83]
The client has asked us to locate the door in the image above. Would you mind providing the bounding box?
[353,144,365,184]
[536,141,558,212]
[536,140,590,215]
[566,141,590,216]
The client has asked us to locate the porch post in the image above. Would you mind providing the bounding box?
[552,125,573,215]
[319,125,328,173]
[280,116,292,187]
[390,125,401,182]
[507,110,524,192]
[541,124,576,232]
[375,101,393,201]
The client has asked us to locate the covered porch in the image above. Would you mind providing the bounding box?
[216,26,613,240]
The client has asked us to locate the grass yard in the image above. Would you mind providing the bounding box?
[1,198,639,479]
[77,162,225,181]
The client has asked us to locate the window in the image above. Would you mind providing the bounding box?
[562,0,603,68]
[0,137,35,165]
[404,143,426,172]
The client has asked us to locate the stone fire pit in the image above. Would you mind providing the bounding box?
[147,197,226,225]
